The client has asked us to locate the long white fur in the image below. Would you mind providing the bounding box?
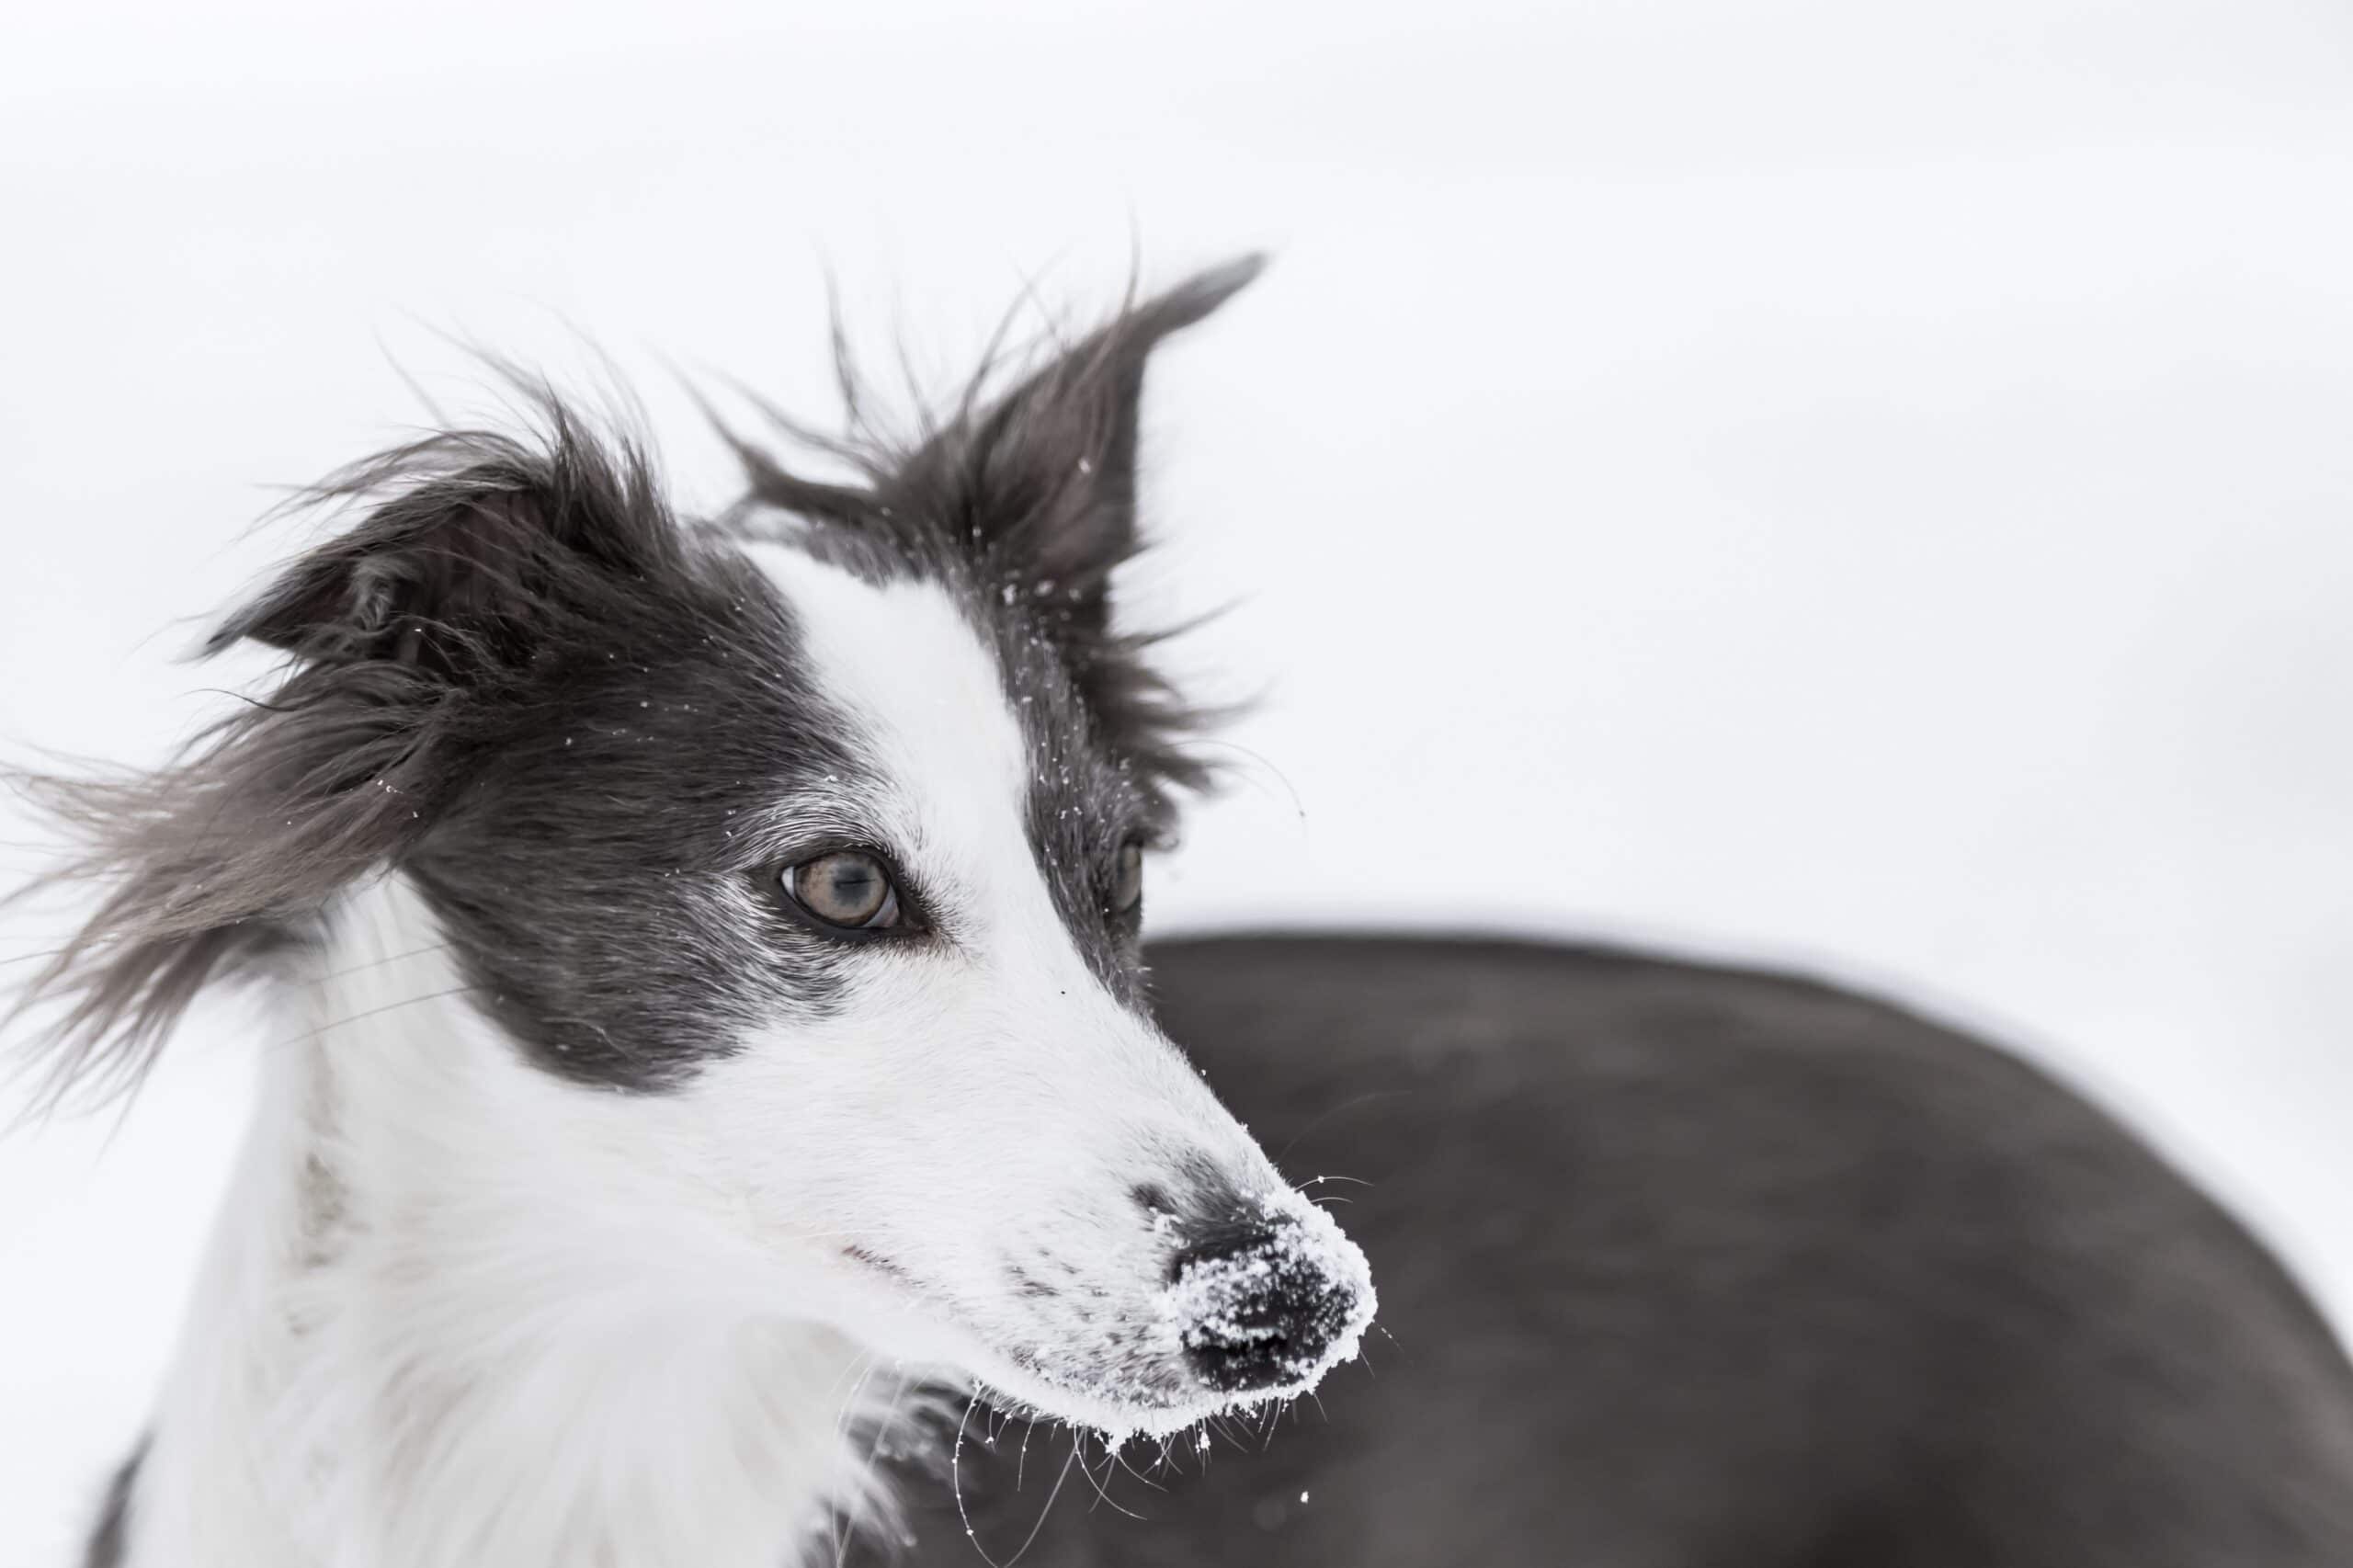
[119,548,1370,1568]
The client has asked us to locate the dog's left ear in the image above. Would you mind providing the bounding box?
[897,255,1264,628]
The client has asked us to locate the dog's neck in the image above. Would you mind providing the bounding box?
[126,875,913,1568]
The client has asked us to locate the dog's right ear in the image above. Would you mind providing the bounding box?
[210,421,678,683]
[7,413,680,1113]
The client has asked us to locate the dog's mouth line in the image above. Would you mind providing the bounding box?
[827,1248,1219,1421]
[967,1346,1359,1448]
[982,1307,1379,1437]
[833,1242,1172,1366]
[966,1350,1245,1444]
[828,1232,1376,1437]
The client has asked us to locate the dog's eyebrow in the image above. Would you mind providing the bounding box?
[724,796,893,865]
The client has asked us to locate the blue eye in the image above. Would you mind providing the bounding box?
[783,851,904,932]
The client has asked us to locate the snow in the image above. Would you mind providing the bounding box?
[1158,1200,1377,1390]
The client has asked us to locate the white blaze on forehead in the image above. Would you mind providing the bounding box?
[742,540,1031,882]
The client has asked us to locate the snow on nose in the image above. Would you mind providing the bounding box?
[1162,1204,1376,1395]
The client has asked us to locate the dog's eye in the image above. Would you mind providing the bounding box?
[1111,840,1144,916]
[782,851,904,932]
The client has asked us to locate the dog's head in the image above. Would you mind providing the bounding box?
[17,257,1372,1437]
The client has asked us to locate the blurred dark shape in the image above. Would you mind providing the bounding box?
[870,936,2353,1566]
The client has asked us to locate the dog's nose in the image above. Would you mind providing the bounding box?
[1169,1221,1362,1393]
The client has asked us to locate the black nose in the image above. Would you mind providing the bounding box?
[1170,1221,1359,1393]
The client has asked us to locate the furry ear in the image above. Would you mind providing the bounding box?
[8,410,678,1110]
[211,417,678,679]
[892,254,1265,625]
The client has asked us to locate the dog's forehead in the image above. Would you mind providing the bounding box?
[743,538,1029,843]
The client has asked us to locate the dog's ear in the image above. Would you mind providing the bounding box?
[211,420,676,682]
[895,255,1264,629]
[6,414,683,1111]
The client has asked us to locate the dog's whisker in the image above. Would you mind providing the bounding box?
[949,1386,1006,1567]
[1257,1401,1285,1451]
[1108,1440,1165,1494]
[825,1353,878,1568]
[257,983,488,1058]
[837,1362,915,1568]
[1275,1090,1412,1165]
[310,938,460,984]
[1006,1437,1081,1568]
[1073,1431,1126,1518]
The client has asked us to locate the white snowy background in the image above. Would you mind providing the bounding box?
[5,0,2352,1558]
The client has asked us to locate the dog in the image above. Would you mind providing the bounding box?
[17,258,2353,1567]
[17,257,1376,1567]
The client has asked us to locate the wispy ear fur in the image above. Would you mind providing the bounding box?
[6,396,688,1113]
[721,254,1267,795]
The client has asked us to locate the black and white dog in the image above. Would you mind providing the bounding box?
[17,259,2353,1567]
